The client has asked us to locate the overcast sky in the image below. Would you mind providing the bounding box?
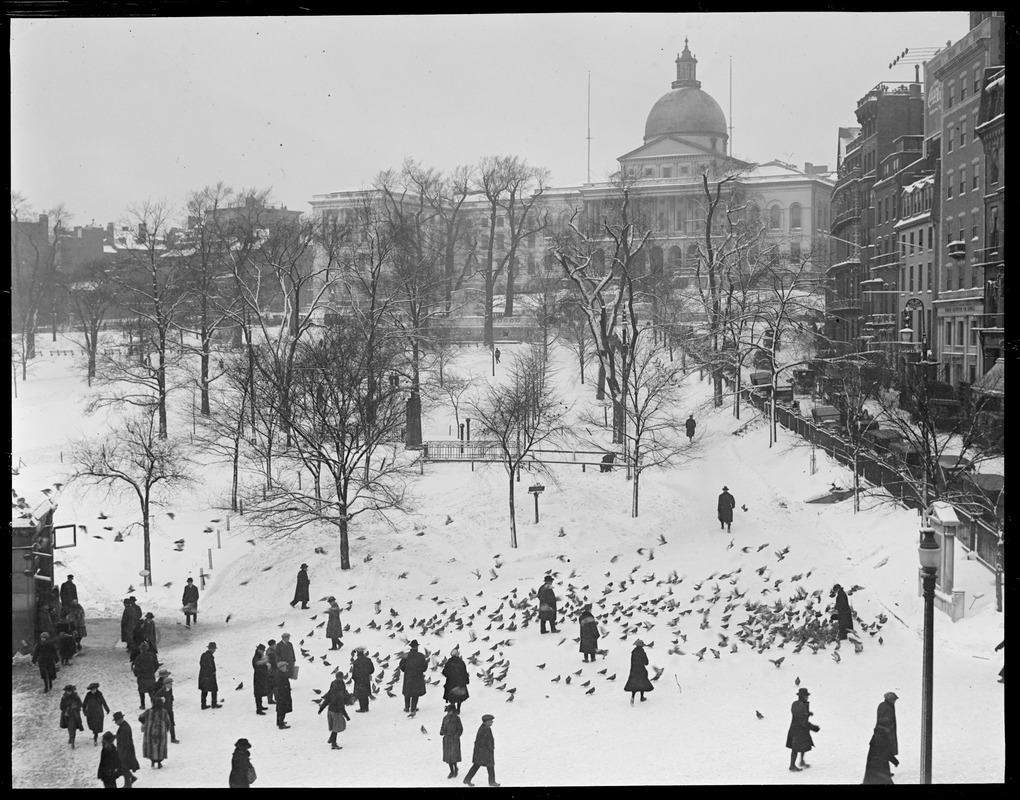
[11,12,969,228]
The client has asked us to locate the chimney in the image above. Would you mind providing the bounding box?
[75,226,83,237]
[107,222,115,239]
[137,222,148,243]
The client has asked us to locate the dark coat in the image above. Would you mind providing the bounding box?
[717,491,736,523]
[400,649,428,698]
[133,650,159,693]
[292,568,310,604]
[623,645,654,693]
[252,651,270,698]
[154,684,175,730]
[229,746,253,788]
[352,654,375,699]
[139,618,159,652]
[274,671,293,714]
[32,638,58,680]
[786,699,819,752]
[832,588,854,638]
[56,626,77,661]
[82,689,110,733]
[68,603,87,639]
[121,603,142,644]
[579,612,600,655]
[326,604,343,639]
[442,656,470,702]
[537,583,557,621]
[199,650,218,692]
[471,723,495,767]
[875,700,897,756]
[98,741,122,783]
[60,579,78,611]
[60,691,85,731]
[440,711,463,763]
[685,418,696,436]
[862,726,898,784]
[182,583,199,609]
[275,640,296,669]
[318,680,351,732]
[116,720,141,772]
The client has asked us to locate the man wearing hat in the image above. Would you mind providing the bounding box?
[290,563,310,609]
[82,681,111,746]
[182,577,199,628]
[97,731,121,788]
[274,661,294,729]
[31,630,58,693]
[399,640,428,716]
[121,597,142,649]
[578,604,599,663]
[60,574,79,616]
[275,633,296,672]
[786,687,820,771]
[537,575,559,634]
[863,692,899,783]
[462,714,499,787]
[199,642,221,709]
[351,646,375,713]
[229,738,255,788]
[326,596,343,650]
[132,642,160,709]
[718,486,736,532]
[113,710,140,786]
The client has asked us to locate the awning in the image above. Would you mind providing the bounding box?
[972,357,1004,397]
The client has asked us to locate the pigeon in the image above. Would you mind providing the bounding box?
[278,622,286,628]
[755,710,764,720]
[795,676,801,686]
[203,526,213,533]
[606,674,616,681]
[226,614,233,624]
[757,543,769,552]
[166,511,176,520]
[246,539,256,546]
[769,657,785,668]
[536,663,546,670]
[235,682,243,691]
[163,582,173,588]
[658,534,668,545]
[98,512,108,519]
[726,539,734,550]
[741,504,748,512]
[420,725,428,735]
[585,687,596,695]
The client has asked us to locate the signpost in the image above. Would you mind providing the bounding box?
[528,483,545,524]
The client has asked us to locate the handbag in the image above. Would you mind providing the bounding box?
[449,685,467,699]
[247,765,257,784]
[290,664,300,680]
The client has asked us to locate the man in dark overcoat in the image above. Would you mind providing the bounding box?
[121,597,142,647]
[718,486,736,532]
[290,564,310,609]
[252,644,270,714]
[199,641,221,709]
[578,605,600,662]
[462,714,499,787]
[685,415,696,442]
[274,661,293,728]
[537,575,559,634]
[60,575,79,616]
[113,711,140,787]
[863,691,899,783]
[786,687,820,771]
[830,584,854,640]
[182,577,199,628]
[351,647,375,712]
[399,639,428,716]
[132,642,160,709]
[326,596,343,650]
[275,633,296,671]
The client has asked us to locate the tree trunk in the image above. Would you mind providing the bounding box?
[596,363,606,401]
[338,508,351,570]
[25,314,37,360]
[200,302,211,416]
[508,472,518,548]
[631,457,640,518]
[142,496,152,586]
[503,253,516,317]
[405,392,422,449]
[157,336,168,440]
[483,273,495,349]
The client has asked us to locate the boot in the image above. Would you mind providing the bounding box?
[447,766,456,779]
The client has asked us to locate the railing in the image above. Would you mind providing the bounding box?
[827,298,863,313]
[421,441,619,467]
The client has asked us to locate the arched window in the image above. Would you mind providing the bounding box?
[790,203,802,230]
[667,245,682,272]
[769,205,782,230]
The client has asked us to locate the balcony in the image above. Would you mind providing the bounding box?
[973,243,1004,267]
[948,240,967,260]
[866,313,897,327]
[827,298,863,315]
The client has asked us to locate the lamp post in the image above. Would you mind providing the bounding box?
[918,526,941,785]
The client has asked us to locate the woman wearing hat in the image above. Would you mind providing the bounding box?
[863,692,899,783]
[229,738,255,788]
[786,687,820,771]
[154,675,179,744]
[399,640,428,717]
[351,647,375,713]
[252,644,270,715]
[578,605,600,663]
[60,684,85,747]
[83,682,111,746]
[441,647,470,713]
[67,599,87,652]
[31,631,59,693]
[317,675,352,749]
[97,731,122,788]
[326,597,344,651]
[439,703,463,779]
[624,640,653,705]
[139,696,171,768]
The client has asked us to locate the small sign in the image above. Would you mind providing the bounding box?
[528,484,545,494]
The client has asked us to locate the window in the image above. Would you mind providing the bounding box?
[790,203,802,229]
[769,205,782,230]
[927,262,932,292]
[973,165,980,190]
[958,263,966,289]
[971,320,979,347]
[918,228,924,250]
[946,172,954,198]
[790,241,801,260]
[495,217,504,229]
[960,170,966,194]
[948,85,955,107]
[946,320,953,345]
[909,265,915,292]
[971,212,978,239]
[662,167,671,179]
[960,121,966,145]
[643,168,654,177]
[948,129,954,152]
[989,147,999,183]
[946,264,952,290]
[958,321,965,346]
[909,231,915,252]
[928,226,934,250]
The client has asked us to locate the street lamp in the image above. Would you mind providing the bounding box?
[918,526,941,785]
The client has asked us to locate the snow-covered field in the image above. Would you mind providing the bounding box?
[11,337,1005,786]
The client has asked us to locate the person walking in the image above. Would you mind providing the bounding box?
[252,644,270,715]
[717,486,736,532]
[317,676,352,749]
[132,642,160,710]
[139,696,171,769]
[82,682,111,746]
[264,640,278,706]
[326,596,344,650]
[351,647,375,713]
[537,575,559,634]
[67,599,87,652]
[624,639,653,705]
[830,584,854,641]
[32,631,59,693]
[139,612,160,655]
[121,597,142,649]
[685,414,697,442]
[229,738,255,788]
[182,578,199,628]
[578,604,600,663]
[60,574,79,616]
[786,687,820,771]
[290,564,310,609]
[863,691,899,784]
[462,714,499,787]
[274,661,294,729]
[113,711,140,787]
[995,639,1004,683]
[199,642,221,709]
[56,620,77,666]
[442,646,470,713]
[59,684,85,748]
[275,633,296,672]
[154,676,179,744]
[97,731,122,788]
[440,703,463,779]
[494,348,501,364]
[399,639,428,717]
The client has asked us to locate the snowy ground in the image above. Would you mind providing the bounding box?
[11,336,1006,786]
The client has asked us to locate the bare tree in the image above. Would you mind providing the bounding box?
[468,348,571,548]
[70,405,194,585]
[194,355,253,512]
[559,297,595,385]
[62,259,122,386]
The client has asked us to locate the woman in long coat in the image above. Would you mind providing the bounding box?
[439,704,463,778]
[252,645,270,714]
[325,597,344,650]
[351,647,375,713]
[229,738,254,788]
[154,677,178,744]
[623,640,653,704]
[139,696,171,768]
[317,676,351,749]
[32,631,59,693]
[59,684,85,747]
[82,682,111,745]
[67,600,87,652]
[830,584,854,640]
[786,687,820,771]
[441,648,470,712]
[97,731,122,788]
[578,605,600,663]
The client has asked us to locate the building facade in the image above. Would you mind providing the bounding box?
[974,65,1004,375]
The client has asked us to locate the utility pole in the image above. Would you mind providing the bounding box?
[586,71,592,183]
